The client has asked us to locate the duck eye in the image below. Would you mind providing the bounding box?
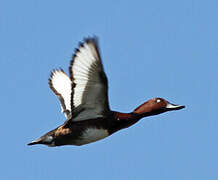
[156,99,161,103]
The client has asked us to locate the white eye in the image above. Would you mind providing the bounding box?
[156,99,161,103]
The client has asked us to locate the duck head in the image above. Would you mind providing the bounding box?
[133,98,185,117]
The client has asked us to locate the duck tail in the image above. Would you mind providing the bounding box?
[27,135,54,146]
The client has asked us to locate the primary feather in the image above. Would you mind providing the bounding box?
[69,38,110,121]
[49,69,72,119]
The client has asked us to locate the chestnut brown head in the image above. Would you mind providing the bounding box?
[133,98,185,117]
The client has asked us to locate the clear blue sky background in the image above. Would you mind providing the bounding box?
[1,0,217,179]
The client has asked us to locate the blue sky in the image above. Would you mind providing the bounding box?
[1,0,218,179]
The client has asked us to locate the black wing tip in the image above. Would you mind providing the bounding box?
[84,36,98,44]
[49,68,66,79]
[50,68,65,74]
[71,36,99,60]
[49,69,59,84]
[76,36,99,53]
[70,48,80,64]
[72,36,97,55]
[69,35,100,80]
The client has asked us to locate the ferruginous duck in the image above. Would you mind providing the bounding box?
[28,37,185,147]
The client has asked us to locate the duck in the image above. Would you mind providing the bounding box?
[28,37,185,147]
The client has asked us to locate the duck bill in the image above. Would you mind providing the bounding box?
[166,103,185,111]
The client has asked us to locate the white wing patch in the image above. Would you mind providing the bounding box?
[49,69,72,119]
[69,38,110,121]
[72,43,100,107]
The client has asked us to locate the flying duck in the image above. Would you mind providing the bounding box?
[28,37,185,147]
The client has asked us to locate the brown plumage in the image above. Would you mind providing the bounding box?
[28,37,185,147]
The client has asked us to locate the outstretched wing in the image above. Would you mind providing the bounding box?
[69,37,110,121]
[49,69,72,119]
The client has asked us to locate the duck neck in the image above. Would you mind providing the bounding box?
[133,111,163,119]
[108,112,141,134]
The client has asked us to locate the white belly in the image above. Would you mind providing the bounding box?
[76,128,109,145]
